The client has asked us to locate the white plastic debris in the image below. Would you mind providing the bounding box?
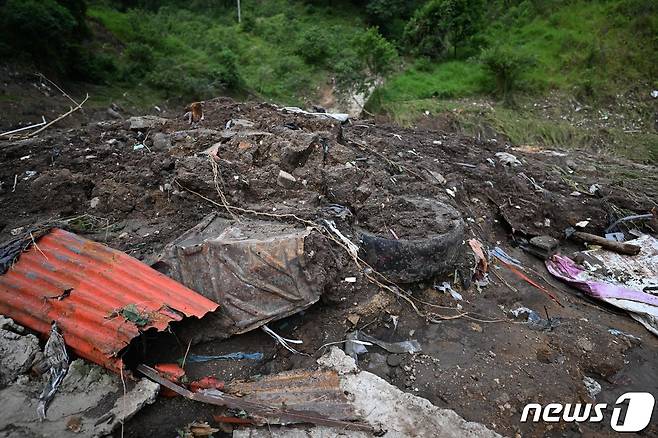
[344,277,357,283]
[583,376,601,399]
[281,106,348,122]
[495,152,521,166]
[575,220,589,228]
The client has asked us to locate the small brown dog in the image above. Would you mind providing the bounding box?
[185,102,204,124]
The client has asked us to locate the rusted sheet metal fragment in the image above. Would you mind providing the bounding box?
[156,214,324,335]
[0,228,219,372]
[137,365,371,431]
[224,369,360,421]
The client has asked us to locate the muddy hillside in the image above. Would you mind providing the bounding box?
[0,98,657,438]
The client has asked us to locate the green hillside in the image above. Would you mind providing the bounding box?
[1,0,656,160]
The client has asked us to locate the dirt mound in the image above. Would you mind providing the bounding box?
[1,97,657,437]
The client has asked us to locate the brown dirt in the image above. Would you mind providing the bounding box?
[1,96,657,438]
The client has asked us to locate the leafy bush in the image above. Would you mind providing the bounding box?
[0,0,78,71]
[404,0,483,58]
[479,44,534,104]
[295,26,334,66]
[213,49,243,89]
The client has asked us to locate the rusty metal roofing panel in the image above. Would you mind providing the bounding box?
[223,369,360,421]
[0,228,219,372]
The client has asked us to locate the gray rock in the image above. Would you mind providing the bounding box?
[0,316,40,387]
[128,115,168,131]
[151,132,172,151]
[277,170,298,189]
[386,354,403,367]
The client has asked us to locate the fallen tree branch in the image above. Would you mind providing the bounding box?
[28,93,89,138]
[37,73,81,107]
[0,116,46,137]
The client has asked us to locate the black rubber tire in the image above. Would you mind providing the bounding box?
[357,197,465,283]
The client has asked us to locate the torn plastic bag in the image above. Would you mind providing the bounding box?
[546,254,658,336]
[154,213,328,340]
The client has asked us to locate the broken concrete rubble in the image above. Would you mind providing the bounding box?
[0,316,40,388]
[0,317,160,438]
[233,348,502,438]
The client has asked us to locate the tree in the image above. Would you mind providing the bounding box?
[479,44,534,105]
[404,0,483,59]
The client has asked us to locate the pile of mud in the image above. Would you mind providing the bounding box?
[1,97,657,437]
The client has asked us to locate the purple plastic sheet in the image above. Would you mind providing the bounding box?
[546,254,658,336]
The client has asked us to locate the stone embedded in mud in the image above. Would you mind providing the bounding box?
[277,169,298,189]
[151,132,173,151]
[128,115,168,130]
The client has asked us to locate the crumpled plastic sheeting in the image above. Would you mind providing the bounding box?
[546,254,658,336]
[583,234,658,292]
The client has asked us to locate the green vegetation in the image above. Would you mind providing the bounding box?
[374,0,658,115]
[86,1,396,103]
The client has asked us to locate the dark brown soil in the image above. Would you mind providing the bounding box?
[1,96,657,438]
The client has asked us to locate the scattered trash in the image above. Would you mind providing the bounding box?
[605,232,625,242]
[345,331,421,357]
[608,328,641,341]
[546,254,658,336]
[492,247,562,305]
[156,214,325,339]
[510,307,560,331]
[321,204,353,220]
[184,352,263,363]
[281,106,349,122]
[490,247,522,268]
[137,363,372,431]
[133,143,145,150]
[583,376,601,399]
[495,152,521,166]
[344,276,357,283]
[575,220,589,228]
[435,281,463,301]
[37,322,69,420]
[262,324,305,355]
[565,227,641,255]
[605,213,655,234]
[189,376,225,393]
[469,239,489,287]
[0,317,159,437]
[582,234,658,292]
[178,421,219,438]
[234,348,501,437]
[651,90,658,99]
[0,228,218,372]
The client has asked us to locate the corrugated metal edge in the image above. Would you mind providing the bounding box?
[0,228,219,372]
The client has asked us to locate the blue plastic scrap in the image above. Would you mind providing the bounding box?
[185,352,263,363]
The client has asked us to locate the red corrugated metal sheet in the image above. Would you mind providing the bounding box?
[0,228,219,372]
